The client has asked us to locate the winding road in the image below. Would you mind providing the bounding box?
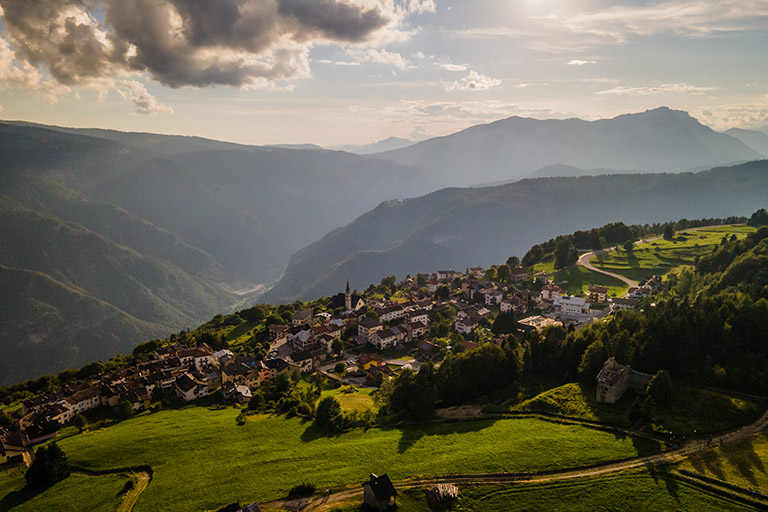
[577,249,638,290]
[263,408,768,511]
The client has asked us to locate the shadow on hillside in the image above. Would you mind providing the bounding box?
[688,449,726,481]
[299,418,347,442]
[720,436,766,487]
[646,462,680,503]
[386,417,500,454]
[0,483,46,512]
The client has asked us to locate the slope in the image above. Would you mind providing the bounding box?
[374,107,761,187]
[264,160,768,302]
[724,128,768,157]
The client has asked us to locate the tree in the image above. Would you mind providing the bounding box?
[331,338,344,356]
[117,400,134,420]
[483,268,497,282]
[554,238,578,269]
[491,310,517,335]
[25,444,70,490]
[496,264,512,283]
[623,240,635,253]
[506,256,521,267]
[663,224,675,240]
[647,370,673,405]
[315,396,342,430]
[72,414,87,433]
[333,362,346,375]
[748,208,768,227]
[435,285,450,300]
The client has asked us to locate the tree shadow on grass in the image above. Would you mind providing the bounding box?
[299,418,346,443]
[0,483,47,512]
[720,437,766,487]
[389,417,499,454]
[645,463,680,503]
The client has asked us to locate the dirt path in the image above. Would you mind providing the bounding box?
[69,467,151,512]
[264,409,768,511]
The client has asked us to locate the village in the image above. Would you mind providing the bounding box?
[1,263,662,470]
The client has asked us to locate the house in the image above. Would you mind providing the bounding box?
[500,294,526,314]
[365,364,393,385]
[177,347,214,372]
[288,351,318,373]
[363,473,397,511]
[610,297,638,311]
[437,269,463,282]
[595,357,652,404]
[426,279,441,293]
[67,387,101,415]
[222,362,260,389]
[484,289,504,306]
[292,309,314,326]
[509,266,528,284]
[0,431,28,466]
[553,295,590,317]
[358,353,385,371]
[317,333,336,353]
[267,324,289,342]
[358,318,383,343]
[120,386,152,411]
[534,271,551,284]
[370,328,398,350]
[257,358,292,384]
[222,381,252,404]
[517,315,562,332]
[418,340,440,359]
[455,310,479,334]
[541,283,563,301]
[375,304,407,323]
[628,286,652,298]
[175,373,209,402]
[315,312,332,321]
[407,321,427,339]
[291,327,317,352]
[461,340,480,352]
[408,309,429,326]
[213,349,235,365]
[587,285,609,303]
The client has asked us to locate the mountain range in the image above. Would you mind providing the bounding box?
[373,107,762,187]
[263,160,768,303]
[2,107,767,383]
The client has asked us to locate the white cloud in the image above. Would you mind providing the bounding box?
[437,63,467,71]
[114,80,174,115]
[692,94,768,131]
[348,48,409,69]
[446,71,501,91]
[568,59,597,66]
[597,82,714,96]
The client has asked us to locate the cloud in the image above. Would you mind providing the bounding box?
[597,82,714,96]
[114,80,173,115]
[446,71,501,91]
[409,125,429,139]
[568,59,596,66]
[692,95,768,131]
[0,0,430,97]
[436,63,466,71]
[346,48,409,69]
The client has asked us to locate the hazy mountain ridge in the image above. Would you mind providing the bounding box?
[724,128,768,157]
[331,136,416,154]
[0,122,434,383]
[373,108,761,187]
[264,161,768,302]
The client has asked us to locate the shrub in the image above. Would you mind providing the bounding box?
[288,483,315,496]
[25,444,70,490]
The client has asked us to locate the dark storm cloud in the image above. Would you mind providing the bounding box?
[0,0,392,88]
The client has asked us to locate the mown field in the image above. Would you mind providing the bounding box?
[591,225,755,282]
[22,407,663,511]
[553,266,629,298]
[329,470,760,511]
[0,468,127,512]
[680,430,768,493]
[320,386,377,413]
[512,382,766,436]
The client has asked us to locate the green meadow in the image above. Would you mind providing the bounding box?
[321,386,377,413]
[680,430,768,493]
[512,383,766,436]
[0,469,127,512]
[553,266,629,298]
[592,225,755,282]
[327,470,758,511]
[32,407,662,511]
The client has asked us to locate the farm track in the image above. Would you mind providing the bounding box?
[264,408,768,511]
[69,467,151,512]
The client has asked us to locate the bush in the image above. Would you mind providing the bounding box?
[288,483,316,496]
[333,362,346,375]
[217,502,242,512]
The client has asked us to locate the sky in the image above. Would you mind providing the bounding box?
[1,0,767,146]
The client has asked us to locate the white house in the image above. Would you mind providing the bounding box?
[484,289,504,306]
[553,295,590,317]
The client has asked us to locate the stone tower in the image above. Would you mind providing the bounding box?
[345,280,352,311]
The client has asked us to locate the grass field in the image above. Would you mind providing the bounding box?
[320,387,377,413]
[0,469,128,512]
[553,266,629,298]
[50,407,660,511]
[592,225,755,282]
[679,430,768,493]
[512,382,766,436]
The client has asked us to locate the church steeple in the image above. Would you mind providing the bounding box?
[345,280,352,311]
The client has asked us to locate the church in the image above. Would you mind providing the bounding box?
[330,281,366,312]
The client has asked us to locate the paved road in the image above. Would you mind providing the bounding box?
[578,249,639,290]
[264,408,768,511]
